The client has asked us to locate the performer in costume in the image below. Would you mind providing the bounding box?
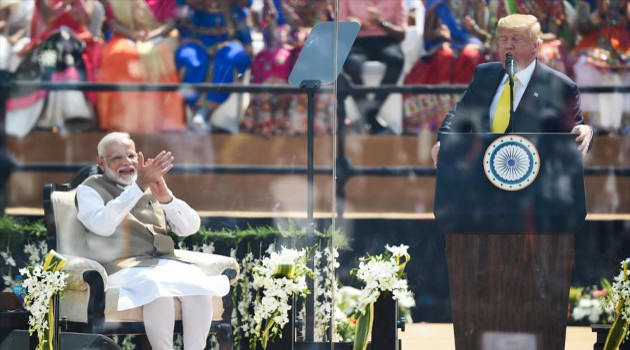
[175,0,253,131]
[96,0,186,133]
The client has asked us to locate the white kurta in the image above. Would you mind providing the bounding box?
[77,182,230,311]
[108,259,230,311]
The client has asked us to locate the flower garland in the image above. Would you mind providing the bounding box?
[604,257,630,349]
[232,250,259,347]
[313,246,339,341]
[250,246,314,349]
[20,250,68,350]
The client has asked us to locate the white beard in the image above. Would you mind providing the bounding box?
[104,165,137,186]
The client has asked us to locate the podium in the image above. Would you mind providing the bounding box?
[434,133,586,350]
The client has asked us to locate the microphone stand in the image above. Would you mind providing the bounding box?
[508,73,514,134]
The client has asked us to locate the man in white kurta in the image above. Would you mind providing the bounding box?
[76,132,229,350]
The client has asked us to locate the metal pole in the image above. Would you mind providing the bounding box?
[300,80,321,343]
[0,70,13,216]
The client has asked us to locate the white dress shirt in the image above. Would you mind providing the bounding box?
[489,59,537,127]
[76,182,201,237]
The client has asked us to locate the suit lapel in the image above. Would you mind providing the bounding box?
[510,61,544,132]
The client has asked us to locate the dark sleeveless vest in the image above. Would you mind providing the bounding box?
[78,174,182,274]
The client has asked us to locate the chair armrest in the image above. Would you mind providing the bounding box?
[61,254,108,291]
[174,249,239,284]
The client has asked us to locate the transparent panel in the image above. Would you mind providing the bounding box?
[2,1,629,350]
[1,0,339,348]
[330,1,630,350]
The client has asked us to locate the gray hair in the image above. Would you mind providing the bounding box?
[97,132,132,157]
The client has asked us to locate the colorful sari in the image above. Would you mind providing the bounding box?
[494,0,571,74]
[5,0,98,138]
[402,0,485,134]
[571,0,630,133]
[96,0,185,133]
[175,0,252,108]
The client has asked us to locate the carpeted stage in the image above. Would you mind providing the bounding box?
[399,323,594,349]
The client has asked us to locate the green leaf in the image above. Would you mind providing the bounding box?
[604,301,629,350]
[353,303,374,350]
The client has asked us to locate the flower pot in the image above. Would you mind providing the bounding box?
[592,324,630,350]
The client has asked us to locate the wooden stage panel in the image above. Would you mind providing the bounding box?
[5,133,629,215]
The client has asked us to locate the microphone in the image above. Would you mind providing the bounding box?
[505,53,516,81]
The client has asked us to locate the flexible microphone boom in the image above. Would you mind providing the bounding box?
[505,53,516,80]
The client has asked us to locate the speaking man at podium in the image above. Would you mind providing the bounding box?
[431,14,593,167]
[431,14,596,350]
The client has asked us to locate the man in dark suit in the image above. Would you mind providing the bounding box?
[431,14,593,167]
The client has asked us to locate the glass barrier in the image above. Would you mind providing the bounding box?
[1,1,629,350]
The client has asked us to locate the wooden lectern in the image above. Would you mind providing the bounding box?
[434,133,586,350]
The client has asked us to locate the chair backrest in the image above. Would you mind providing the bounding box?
[44,165,100,255]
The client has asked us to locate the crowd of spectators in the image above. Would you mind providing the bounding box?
[1,0,628,138]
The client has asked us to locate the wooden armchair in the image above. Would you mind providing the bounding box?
[43,165,239,349]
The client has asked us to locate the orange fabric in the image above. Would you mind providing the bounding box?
[404,44,483,85]
[96,36,185,133]
[402,44,484,134]
[453,44,485,84]
[405,46,455,85]
[573,26,630,53]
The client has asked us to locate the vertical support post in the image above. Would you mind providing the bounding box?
[371,295,399,350]
[269,295,295,350]
[0,70,13,216]
[508,76,514,133]
[52,295,60,350]
[300,80,321,343]
[29,332,38,350]
[335,76,351,223]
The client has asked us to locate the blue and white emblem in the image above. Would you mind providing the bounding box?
[483,135,540,191]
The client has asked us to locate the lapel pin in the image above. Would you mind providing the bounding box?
[533,92,539,98]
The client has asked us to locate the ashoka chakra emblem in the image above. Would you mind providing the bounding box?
[483,135,540,191]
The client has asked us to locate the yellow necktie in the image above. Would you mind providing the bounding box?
[492,76,517,133]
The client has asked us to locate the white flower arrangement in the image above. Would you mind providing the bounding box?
[572,295,610,324]
[2,240,48,293]
[250,246,314,349]
[178,240,215,254]
[335,286,361,341]
[604,257,630,348]
[608,258,630,323]
[19,251,68,350]
[1,249,17,292]
[353,244,415,315]
[352,244,415,350]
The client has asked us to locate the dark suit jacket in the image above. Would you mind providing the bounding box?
[438,60,585,137]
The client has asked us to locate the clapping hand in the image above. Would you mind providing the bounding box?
[149,177,173,204]
[136,151,173,192]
